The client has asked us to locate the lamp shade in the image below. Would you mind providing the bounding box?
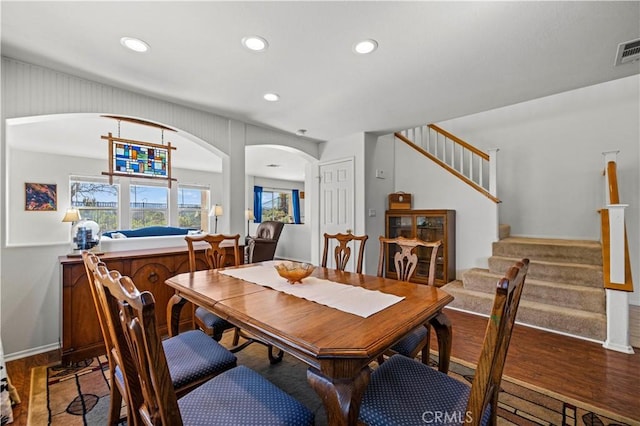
[62,208,81,223]
[246,209,255,221]
[213,205,223,217]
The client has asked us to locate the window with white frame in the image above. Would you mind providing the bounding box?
[70,176,211,233]
[178,185,210,230]
[261,189,292,223]
[129,183,168,228]
[70,178,119,232]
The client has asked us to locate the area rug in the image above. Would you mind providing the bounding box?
[28,338,634,426]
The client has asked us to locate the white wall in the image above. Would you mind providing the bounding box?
[363,133,395,275]
[435,75,640,304]
[394,142,498,275]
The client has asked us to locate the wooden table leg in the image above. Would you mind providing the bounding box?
[307,366,370,426]
[166,294,187,337]
[430,311,452,373]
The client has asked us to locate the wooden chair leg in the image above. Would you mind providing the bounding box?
[420,325,432,365]
[107,384,122,426]
[232,327,240,346]
[268,345,284,364]
[430,312,452,373]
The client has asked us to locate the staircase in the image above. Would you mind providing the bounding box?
[443,225,607,341]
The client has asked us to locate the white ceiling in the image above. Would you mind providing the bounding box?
[2,1,639,179]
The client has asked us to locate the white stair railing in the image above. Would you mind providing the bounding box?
[396,124,499,203]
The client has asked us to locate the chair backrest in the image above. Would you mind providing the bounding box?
[185,233,240,272]
[86,256,144,425]
[255,221,285,241]
[110,268,182,426]
[321,232,368,273]
[466,258,529,423]
[377,236,442,285]
[82,252,113,363]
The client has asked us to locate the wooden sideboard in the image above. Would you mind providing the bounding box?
[59,244,243,365]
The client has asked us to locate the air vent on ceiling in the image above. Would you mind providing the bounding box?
[614,38,640,66]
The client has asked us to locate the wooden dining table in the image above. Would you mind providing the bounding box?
[165,264,454,426]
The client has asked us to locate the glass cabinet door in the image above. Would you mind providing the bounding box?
[388,215,413,238]
[415,215,445,281]
[386,214,413,278]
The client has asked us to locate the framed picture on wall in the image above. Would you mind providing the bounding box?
[25,182,57,211]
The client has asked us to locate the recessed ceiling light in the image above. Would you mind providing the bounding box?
[242,35,269,52]
[263,93,280,102]
[353,39,378,55]
[120,37,150,53]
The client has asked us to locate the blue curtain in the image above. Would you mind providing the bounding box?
[292,189,301,224]
[253,186,263,223]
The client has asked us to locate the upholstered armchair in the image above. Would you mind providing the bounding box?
[247,221,285,263]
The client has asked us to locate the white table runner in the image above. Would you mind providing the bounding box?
[219,262,404,318]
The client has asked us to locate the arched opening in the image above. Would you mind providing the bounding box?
[5,113,226,248]
[245,144,314,262]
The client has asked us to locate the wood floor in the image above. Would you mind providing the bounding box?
[5,308,640,425]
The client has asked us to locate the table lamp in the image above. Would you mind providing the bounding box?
[210,204,223,233]
[62,208,81,255]
[246,209,255,237]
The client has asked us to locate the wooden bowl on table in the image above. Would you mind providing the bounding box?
[274,261,315,284]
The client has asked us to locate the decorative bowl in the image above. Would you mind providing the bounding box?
[274,261,315,284]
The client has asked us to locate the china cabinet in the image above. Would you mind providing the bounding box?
[384,209,455,286]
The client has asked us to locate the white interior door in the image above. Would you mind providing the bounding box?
[319,158,355,270]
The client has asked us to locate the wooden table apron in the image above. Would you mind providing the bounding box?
[165,265,454,426]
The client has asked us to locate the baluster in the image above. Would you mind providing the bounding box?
[450,137,455,171]
[488,148,499,197]
[428,127,434,154]
[475,153,481,189]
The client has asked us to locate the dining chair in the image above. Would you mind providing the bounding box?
[110,268,315,426]
[84,253,238,425]
[321,232,368,273]
[185,234,240,342]
[360,258,530,426]
[377,236,446,367]
[185,234,284,364]
[82,252,131,425]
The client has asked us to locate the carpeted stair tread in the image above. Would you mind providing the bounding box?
[493,237,602,265]
[442,281,606,341]
[462,268,605,313]
[488,255,603,287]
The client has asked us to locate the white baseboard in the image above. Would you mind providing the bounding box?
[4,342,59,362]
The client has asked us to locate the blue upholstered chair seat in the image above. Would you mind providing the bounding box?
[195,306,232,331]
[390,325,427,357]
[178,365,314,425]
[360,355,491,426]
[115,330,237,390]
[162,330,237,389]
